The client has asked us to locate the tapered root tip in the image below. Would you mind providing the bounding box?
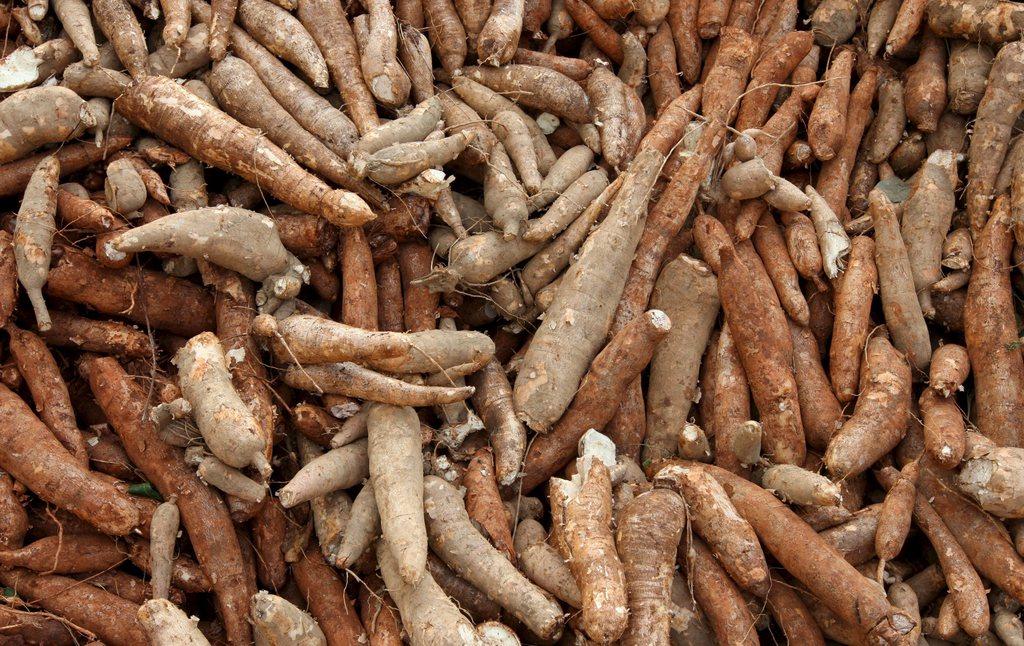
[263,271,303,303]
[162,28,186,49]
[479,50,502,67]
[411,268,460,294]
[209,36,228,62]
[312,70,330,89]
[27,289,51,332]
[78,104,98,129]
[516,408,551,434]
[331,553,352,569]
[251,314,278,338]
[322,190,375,228]
[251,452,272,480]
[277,488,299,509]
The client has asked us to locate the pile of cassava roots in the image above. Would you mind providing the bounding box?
[0,0,1023,643]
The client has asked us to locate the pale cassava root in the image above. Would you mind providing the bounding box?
[0,5,1016,645]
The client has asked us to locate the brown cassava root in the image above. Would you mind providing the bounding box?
[0,6,1017,646]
